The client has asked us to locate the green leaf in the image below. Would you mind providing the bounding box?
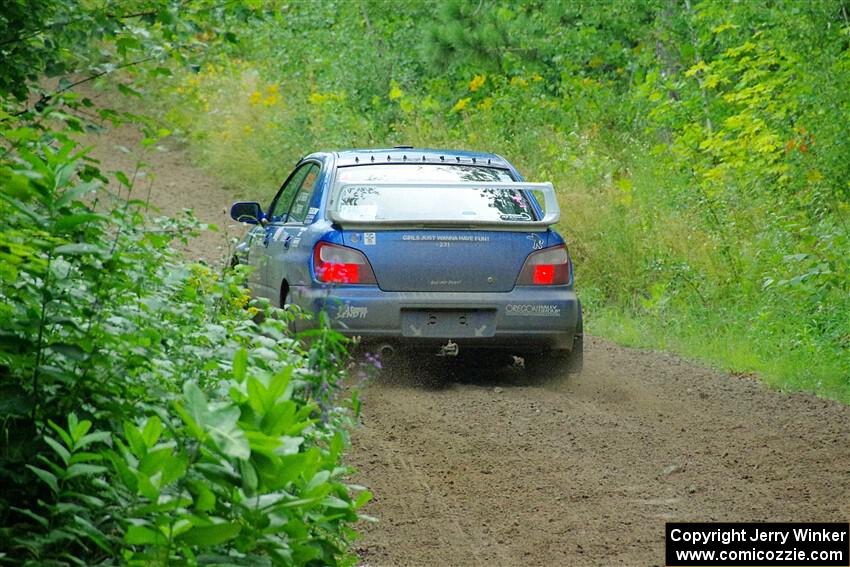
[44,436,71,465]
[138,447,171,477]
[50,343,88,361]
[47,419,73,448]
[124,421,147,457]
[354,489,373,509]
[137,472,161,501]
[125,524,168,546]
[306,470,331,493]
[267,366,293,403]
[239,458,258,493]
[191,481,216,512]
[142,416,162,447]
[247,377,267,414]
[114,171,131,188]
[232,348,248,382]
[321,496,353,509]
[56,180,99,208]
[69,451,104,465]
[76,431,110,449]
[11,506,49,529]
[182,382,209,432]
[72,515,111,553]
[161,450,188,486]
[54,243,104,257]
[54,213,107,232]
[176,522,242,546]
[208,411,250,460]
[69,416,92,444]
[26,465,59,493]
[66,463,107,479]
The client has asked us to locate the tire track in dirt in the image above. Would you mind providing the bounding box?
[88,117,849,566]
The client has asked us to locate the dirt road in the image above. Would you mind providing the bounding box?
[351,342,848,566]
[89,113,850,567]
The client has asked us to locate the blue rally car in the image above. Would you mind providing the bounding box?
[230,147,582,375]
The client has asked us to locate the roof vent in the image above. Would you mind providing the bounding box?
[371,156,375,162]
[354,156,359,163]
[439,155,445,161]
[487,159,491,164]
[422,155,426,161]
[456,156,461,162]
[472,157,476,163]
[387,154,391,161]
[403,155,407,161]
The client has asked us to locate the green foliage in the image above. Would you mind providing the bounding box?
[152,0,849,400]
[1,1,368,563]
[0,0,267,102]
[0,118,367,563]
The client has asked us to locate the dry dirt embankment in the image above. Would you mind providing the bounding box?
[90,120,850,567]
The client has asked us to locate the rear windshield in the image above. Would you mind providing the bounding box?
[332,164,535,223]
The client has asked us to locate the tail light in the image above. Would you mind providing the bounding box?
[517,244,571,285]
[313,242,377,285]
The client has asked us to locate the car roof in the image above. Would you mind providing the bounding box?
[328,147,511,168]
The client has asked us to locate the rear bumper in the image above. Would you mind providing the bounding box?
[289,284,579,351]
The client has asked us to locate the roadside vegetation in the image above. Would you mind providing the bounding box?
[147,0,849,402]
[0,2,368,564]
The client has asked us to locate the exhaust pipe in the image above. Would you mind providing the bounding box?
[378,343,396,360]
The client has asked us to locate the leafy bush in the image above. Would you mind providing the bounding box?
[0,113,368,564]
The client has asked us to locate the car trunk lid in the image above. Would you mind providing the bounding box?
[341,229,546,292]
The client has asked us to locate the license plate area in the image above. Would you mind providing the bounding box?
[401,309,496,338]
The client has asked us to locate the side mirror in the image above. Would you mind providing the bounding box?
[230,202,264,224]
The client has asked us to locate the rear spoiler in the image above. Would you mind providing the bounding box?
[327,181,560,230]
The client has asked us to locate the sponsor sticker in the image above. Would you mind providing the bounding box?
[505,304,561,317]
[337,304,368,320]
[364,232,376,245]
[528,233,544,250]
[402,234,490,242]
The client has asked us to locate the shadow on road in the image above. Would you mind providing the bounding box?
[368,351,568,391]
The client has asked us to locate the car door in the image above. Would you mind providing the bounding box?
[261,161,323,305]
[248,163,313,301]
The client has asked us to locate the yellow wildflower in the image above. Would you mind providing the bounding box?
[476,96,494,110]
[468,74,486,92]
[509,76,528,87]
[308,92,327,105]
[263,94,279,106]
[249,90,262,105]
[244,125,253,135]
[266,84,279,94]
[389,83,403,100]
[452,97,471,112]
